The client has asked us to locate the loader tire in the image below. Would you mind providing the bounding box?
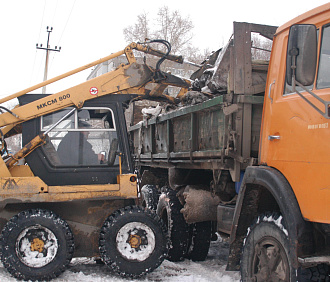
[156,189,189,261]
[99,205,168,278]
[0,209,74,281]
[141,184,159,211]
[186,221,212,261]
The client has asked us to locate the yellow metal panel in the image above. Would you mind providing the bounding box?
[49,184,120,193]
[117,174,138,198]
[0,176,47,195]
[0,158,11,177]
[9,165,34,177]
[0,174,138,204]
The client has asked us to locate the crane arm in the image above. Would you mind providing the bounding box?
[0,41,190,136]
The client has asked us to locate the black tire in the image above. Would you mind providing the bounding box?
[303,264,330,282]
[99,205,168,278]
[141,184,159,211]
[241,213,300,282]
[156,189,189,261]
[186,221,212,261]
[0,209,74,281]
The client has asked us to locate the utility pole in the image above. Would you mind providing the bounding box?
[36,26,61,94]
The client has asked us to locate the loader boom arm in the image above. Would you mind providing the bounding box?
[0,42,189,136]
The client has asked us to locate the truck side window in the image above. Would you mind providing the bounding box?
[41,107,118,167]
[316,24,330,89]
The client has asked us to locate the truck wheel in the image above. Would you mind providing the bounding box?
[186,221,212,261]
[141,184,159,211]
[302,264,330,281]
[241,213,297,282]
[99,205,168,278]
[0,209,74,281]
[156,189,189,261]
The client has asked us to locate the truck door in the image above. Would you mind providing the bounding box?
[260,23,330,223]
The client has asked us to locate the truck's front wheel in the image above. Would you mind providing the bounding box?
[99,205,168,278]
[0,209,74,281]
[241,213,295,282]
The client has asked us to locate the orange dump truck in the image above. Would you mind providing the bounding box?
[129,4,330,281]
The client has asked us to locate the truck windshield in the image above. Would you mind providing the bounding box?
[316,24,330,89]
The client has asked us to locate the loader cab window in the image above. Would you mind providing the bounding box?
[41,107,119,167]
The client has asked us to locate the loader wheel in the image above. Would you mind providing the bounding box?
[99,205,168,278]
[0,209,74,281]
[186,221,212,261]
[141,184,159,211]
[156,189,189,261]
[241,213,296,282]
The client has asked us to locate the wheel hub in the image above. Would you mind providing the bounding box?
[252,238,288,282]
[128,234,142,248]
[16,225,58,268]
[30,238,45,253]
[116,222,156,261]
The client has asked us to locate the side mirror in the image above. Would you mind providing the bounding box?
[286,24,317,86]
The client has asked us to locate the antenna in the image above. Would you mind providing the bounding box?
[36,26,61,94]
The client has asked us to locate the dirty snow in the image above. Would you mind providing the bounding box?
[0,236,241,281]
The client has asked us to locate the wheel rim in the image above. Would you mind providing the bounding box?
[116,222,155,262]
[16,224,58,268]
[251,237,289,282]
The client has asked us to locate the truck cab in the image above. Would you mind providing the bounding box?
[260,6,330,225]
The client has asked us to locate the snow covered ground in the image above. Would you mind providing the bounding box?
[0,237,241,282]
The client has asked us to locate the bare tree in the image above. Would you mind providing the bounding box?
[251,34,273,61]
[123,6,196,58]
[154,7,194,55]
[123,12,150,43]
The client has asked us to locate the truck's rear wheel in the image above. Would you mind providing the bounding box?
[241,213,296,282]
[0,209,74,281]
[99,205,168,278]
[157,189,189,261]
[186,221,212,261]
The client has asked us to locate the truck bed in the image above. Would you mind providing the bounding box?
[129,94,264,171]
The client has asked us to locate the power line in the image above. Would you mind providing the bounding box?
[30,0,47,85]
[58,0,77,44]
[50,0,59,28]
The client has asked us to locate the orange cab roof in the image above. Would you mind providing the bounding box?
[276,3,330,35]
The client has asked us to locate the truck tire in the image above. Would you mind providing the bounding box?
[156,189,189,261]
[0,209,74,281]
[99,205,168,278]
[241,213,301,282]
[186,221,212,261]
[303,264,330,281]
[141,184,159,211]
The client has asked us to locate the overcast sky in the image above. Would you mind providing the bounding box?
[0,0,328,101]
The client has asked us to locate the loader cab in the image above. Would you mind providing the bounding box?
[19,94,134,186]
